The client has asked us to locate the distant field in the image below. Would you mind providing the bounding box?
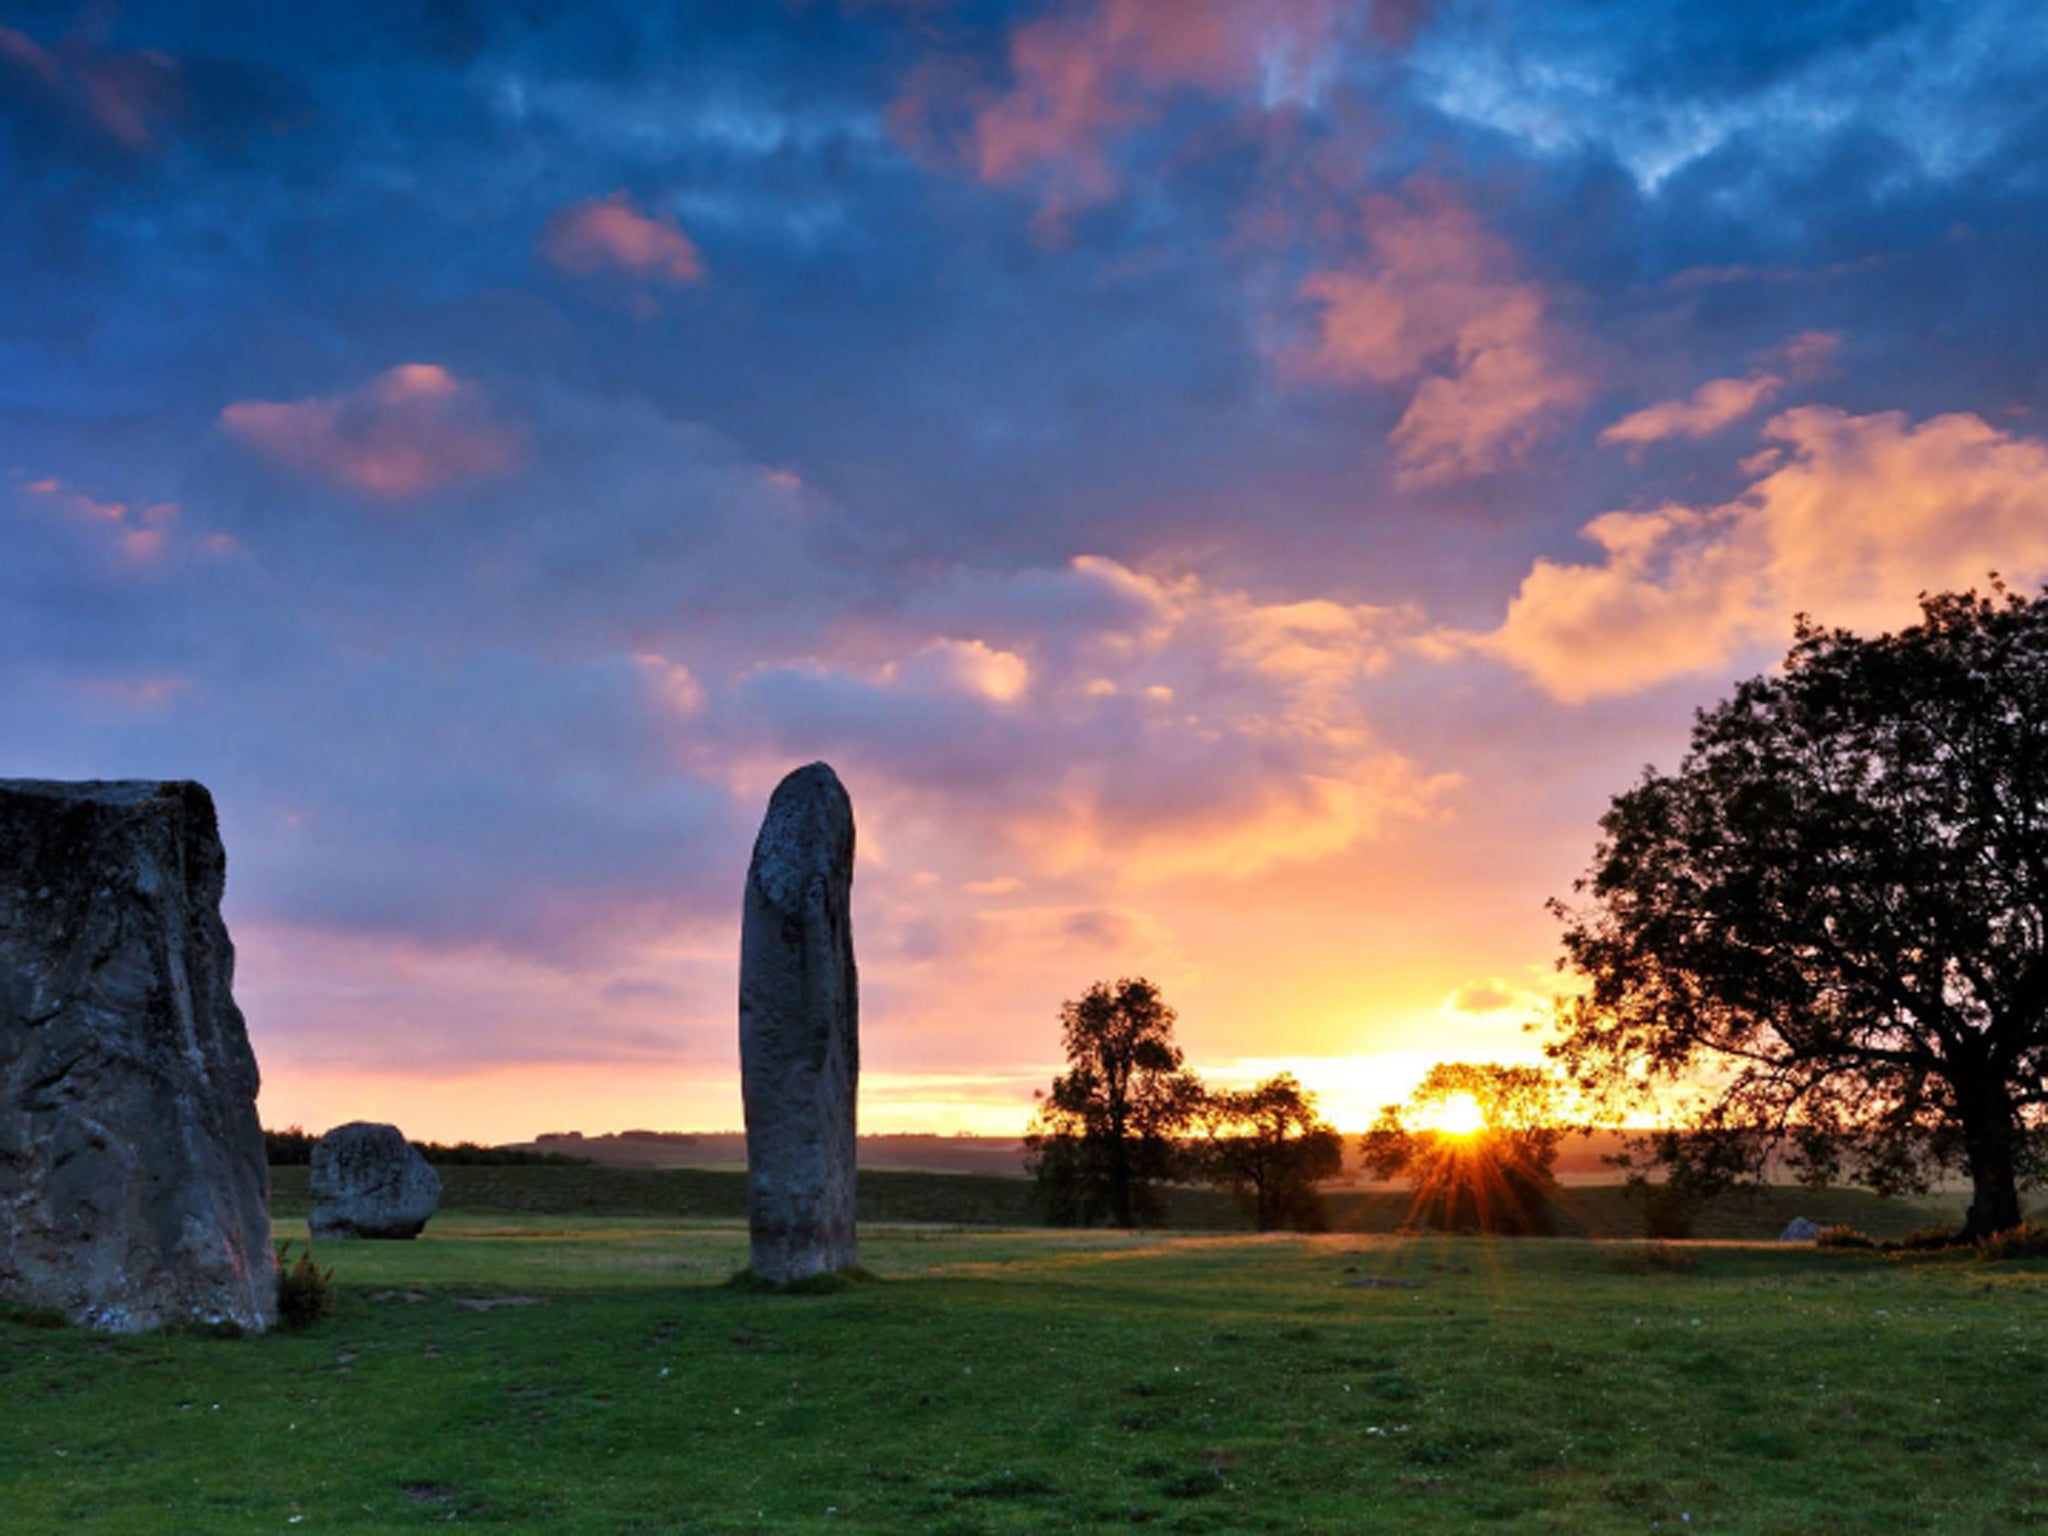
[269,1163,1964,1241]
[507,1129,1932,1190]
[3,1199,2042,1533]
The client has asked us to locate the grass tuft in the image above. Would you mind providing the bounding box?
[1977,1223,2048,1261]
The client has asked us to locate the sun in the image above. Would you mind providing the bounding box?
[1426,1091,1487,1137]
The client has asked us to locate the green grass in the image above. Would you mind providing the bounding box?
[3,1175,2029,1534]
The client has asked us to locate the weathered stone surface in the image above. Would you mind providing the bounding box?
[309,1122,441,1239]
[740,762,858,1283]
[0,780,275,1332]
[1779,1216,1823,1243]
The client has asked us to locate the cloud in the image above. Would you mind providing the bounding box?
[14,472,182,563]
[1406,0,2046,193]
[1599,373,1781,449]
[720,555,1452,881]
[0,20,298,173]
[540,191,707,284]
[220,364,519,499]
[1293,187,1586,482]
[893,0,1354,225]
[0,21,180,157]
[1477,406,2048,701]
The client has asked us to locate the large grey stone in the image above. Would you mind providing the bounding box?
[1779,1216,1823,1243]
[0,780,275,1332]
[309,1122,441,1239]
[740,762,858,1283]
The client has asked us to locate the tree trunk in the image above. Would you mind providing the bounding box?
[1108,1123,1134,1229]
[1959,1097,2025,1241]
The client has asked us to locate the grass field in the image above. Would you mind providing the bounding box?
[4,1171,2037,1534]
[271,1163,1963,1241]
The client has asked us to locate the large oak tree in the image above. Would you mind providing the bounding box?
[1551,586,2048,1238]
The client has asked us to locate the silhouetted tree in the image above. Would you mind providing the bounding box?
[1360,1063,1568,1234]
[1026,977,1202,1227]
[1550,585,2048,1239]
[1194,1074,1343,1231]
[263,1124,317,1165]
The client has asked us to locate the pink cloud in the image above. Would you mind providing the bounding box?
[895,0,1354,225]
[76,674,189,709]
[633,652,708,716]
[221,363,519,500]
[15,472,180,563]
[1599,372,1782,449]
[1475,406,2048,700]
[0,22,182,154]
[1293,187,1587,482]
[541,193,706,284]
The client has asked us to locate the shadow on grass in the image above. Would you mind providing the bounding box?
[726,1265,881,1296]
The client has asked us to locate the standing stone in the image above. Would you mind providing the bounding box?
[740,762,858,1282]
[0,780,275,1332]
[309,1122,441,1239]
[1779,1216,1823,1243]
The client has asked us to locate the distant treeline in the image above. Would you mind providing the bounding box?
[263,1125,588,1166]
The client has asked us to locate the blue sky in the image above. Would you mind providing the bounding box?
[6,0,2048,1137]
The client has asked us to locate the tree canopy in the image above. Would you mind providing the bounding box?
[1550,585,2048,1238]
[1360,1062,1568,1234]
[1193,1073,1343,1231]
[1025,977,1201,1227]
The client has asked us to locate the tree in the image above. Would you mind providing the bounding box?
[1025,977,1201,1227]
[1194,1074,1344,1231]
[1359,1063,1568,1234]
[1550,585,2048,1239]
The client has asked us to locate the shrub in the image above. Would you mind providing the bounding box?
[1636,1181,1699,1241]
[1607,1242,1698,1275]
[275,1243,336,1329]
[1977,1223,2048,1262]
[1885,1226,1963,1253]
[1816,1225,1876,1249]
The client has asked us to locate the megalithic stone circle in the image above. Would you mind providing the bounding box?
[740,762,858,1283]
[0,780,276,1332]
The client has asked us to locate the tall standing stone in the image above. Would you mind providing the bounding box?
[740,762,858,1282]
[0,780,275,1331]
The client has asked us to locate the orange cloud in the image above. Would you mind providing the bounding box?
[1478,406,2048,700]
[221,363,519,499]
[1294,188,1586,482]
[541,192,706,284]
[1599,372,1781,449]
[735,556,1451,883]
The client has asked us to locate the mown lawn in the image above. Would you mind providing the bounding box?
[3,1191,2043,1533]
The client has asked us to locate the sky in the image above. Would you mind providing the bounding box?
[6,0,2048,1142]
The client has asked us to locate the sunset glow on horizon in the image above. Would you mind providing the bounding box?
[8,2,2048,1146]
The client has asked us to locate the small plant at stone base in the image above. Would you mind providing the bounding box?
[1815,1225,1875,1249]
[275,1242,336,1329]
[1976,1223,2048,1262]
